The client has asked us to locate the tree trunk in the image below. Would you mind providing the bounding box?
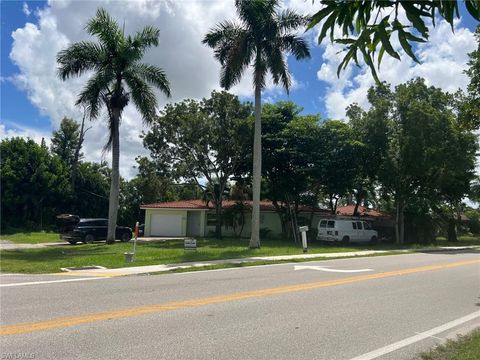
[395,199,405,245]
[106,110,120,244]
[447,218,458,242]
[71,111,86,190]
[249,85,262,249]
[215,202,222,239]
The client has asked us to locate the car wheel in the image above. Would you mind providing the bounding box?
[341,236,350,245]
[370,236,378,245]
[120,232,131,242]
[84,234,95,243]
[68,240,77,245]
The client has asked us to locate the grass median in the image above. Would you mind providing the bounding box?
[0,237,399,274]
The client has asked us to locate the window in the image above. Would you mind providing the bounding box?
[207,214,217,226]
[327,220,335,228]
[319,220,327,228]
[356,221,363,230]
[363,222,372,230]
[352,222,357,229]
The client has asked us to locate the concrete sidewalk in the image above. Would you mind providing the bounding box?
[51,246,479,278]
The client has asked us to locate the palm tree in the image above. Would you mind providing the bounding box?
[57,8,171,244]
[203,0,310,248]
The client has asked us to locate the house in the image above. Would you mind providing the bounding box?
[140,200,328,238]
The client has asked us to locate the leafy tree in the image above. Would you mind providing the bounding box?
[307,1,480,82]
[310,120,365,214]
[143,91,253,238]
[1,138,69,230]
[203,0,311,248]
[73,161,110,218]
[57,8,171,243]
[456,26,480,130]
[50,117,82,168]
[346,84,391,215]
[260,102,319,237]
[373,78,477,244]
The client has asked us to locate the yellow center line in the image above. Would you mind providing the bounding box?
[1,258,479,336]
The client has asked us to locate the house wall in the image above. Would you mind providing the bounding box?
[144,208,326,239]
[207,211,324,239]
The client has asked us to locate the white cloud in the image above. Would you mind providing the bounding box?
[22,2,31,16]
[317,18,476,119]
[0,122,51,146]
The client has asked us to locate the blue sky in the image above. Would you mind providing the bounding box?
[0,0,478,178]
[1,1,51,131]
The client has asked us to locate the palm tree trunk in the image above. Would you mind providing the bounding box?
[249,85,262,248]
[71,111,86,190]
[106,110,120,244]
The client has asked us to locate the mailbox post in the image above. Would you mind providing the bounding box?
[299,226,308,253]
[124,221,139,263]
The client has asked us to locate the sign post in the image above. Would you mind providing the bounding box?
[124,222,138,263]
[133,221,139,260]
[299,226,309,253]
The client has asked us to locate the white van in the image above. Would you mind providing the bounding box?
[317,218,378,244]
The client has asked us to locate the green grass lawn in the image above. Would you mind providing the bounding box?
[0,238,385,274]
[0,231,61,244]
[419,328,480,360]
[433,235,480,247]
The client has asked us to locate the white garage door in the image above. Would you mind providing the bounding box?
[150,214,183,236]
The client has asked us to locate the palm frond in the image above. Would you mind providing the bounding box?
[203,21,243,50]
[75,69,114,119]
[132,25,160,49]
[127,25,160,61]
[123,70,158,124]
[56,41,104,80]
[219,31,253,89]
[129,63,171,98]
[265,42,291,92]
[85,7,124,50]
[235,0,279,30]
[280,35,311,60]
[278,9,309,32]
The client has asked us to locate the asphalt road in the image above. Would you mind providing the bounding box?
[1,251,479,360]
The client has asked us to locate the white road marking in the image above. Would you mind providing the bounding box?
[0,277,109,287]
[294,265,373,273]
[414,332,444,341]
[349,310,480,360]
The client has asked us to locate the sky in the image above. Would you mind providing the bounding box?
[1,0,478,179]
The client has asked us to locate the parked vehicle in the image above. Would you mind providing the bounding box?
[317,218,378,244]
[57,214,132,244]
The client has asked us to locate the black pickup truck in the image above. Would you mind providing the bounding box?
[57,214,132,244]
